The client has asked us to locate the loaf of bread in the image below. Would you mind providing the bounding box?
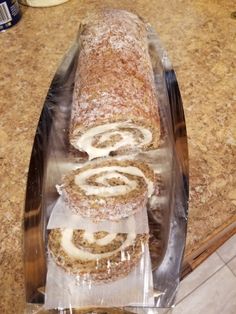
[48,229,148,283]
[70,9,160,160]
[58,158,157,221]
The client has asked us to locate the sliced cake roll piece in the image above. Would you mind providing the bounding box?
[48,229,148,283]
[59,159,157,221]
[70,9,160,160]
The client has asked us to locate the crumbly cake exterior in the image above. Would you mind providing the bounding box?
[48,229,148,283]
[70,9,160,159]
[60,158,157,221]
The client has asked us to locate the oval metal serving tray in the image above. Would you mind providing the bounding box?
[24,26,189,310]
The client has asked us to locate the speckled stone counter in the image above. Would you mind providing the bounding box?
[0,1,235,312]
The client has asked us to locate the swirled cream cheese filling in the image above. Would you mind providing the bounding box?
[74,122,152,160]
[74,165,154,197]
[83,232,117,245]
[61,229,136,260]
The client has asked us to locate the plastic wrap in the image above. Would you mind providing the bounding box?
[45,245,153,309]
[47,197,150,233]
[24,9,189,314]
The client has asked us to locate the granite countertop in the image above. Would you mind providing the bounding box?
[0,0,235,312]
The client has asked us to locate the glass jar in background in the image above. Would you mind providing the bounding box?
[0,0,21,32]
[19,0,70,7]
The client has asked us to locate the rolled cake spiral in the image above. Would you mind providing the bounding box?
[60,159,156,221]
[70,9,160,159]
[48,229,148,283]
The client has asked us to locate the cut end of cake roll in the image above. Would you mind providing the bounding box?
[70,9,161,160]
[60,158,157,221]
[48,228,148,283]
[70,119,160,160]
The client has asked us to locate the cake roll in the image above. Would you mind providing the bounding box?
[70,9,160,160]
[59,158,157,221]
[48,229,148,283]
